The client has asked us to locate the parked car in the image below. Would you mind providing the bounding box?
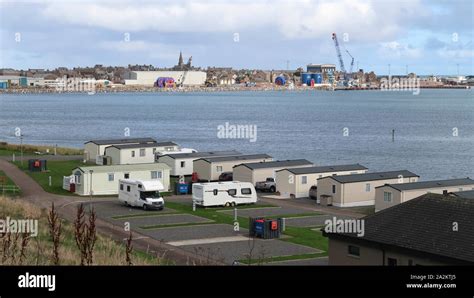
[309,185,317,200]
[255,177,276,192]
[218,172,233,181]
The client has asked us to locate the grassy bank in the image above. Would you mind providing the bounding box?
[0,196,163,265]
[13,160,86,196]
[0,142,83,156]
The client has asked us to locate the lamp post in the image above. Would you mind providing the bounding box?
[89,170,93,201]
[20,134,24,166]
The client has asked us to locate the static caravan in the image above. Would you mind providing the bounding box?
[192,181,257,207]
[276,164,368,199]
[375,178,474,212]
[317,170,419,207]
[84,138,157,162]
[232,159,313,186]
[64,163,170,196]
[104,141,178,165]
[157,150,241,178]
[193,154,273,182]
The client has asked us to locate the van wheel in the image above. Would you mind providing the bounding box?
[231,202,236,207]
[225,202,230,207]
[143,204,148,211]
[270,186,276,193]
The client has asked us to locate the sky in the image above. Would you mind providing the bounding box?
[0,0,473,75]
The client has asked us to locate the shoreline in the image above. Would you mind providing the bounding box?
[0,85,470,95]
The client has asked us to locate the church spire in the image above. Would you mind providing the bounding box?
[178,51,183,67]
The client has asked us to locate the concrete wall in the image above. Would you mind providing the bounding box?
[124,71,207,86]
[328,238,449,265]
[375,184,474,212]
[72,167,170,196]
[318,176,418,207]
[276,169,368,199]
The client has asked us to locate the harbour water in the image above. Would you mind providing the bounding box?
[0,89,473,180]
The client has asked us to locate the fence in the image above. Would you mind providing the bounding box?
[0,185,21,196]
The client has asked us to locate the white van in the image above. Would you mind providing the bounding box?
[118,179,165,210]
[192,181,257,207]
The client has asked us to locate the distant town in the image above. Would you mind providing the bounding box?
[0,51,472,93]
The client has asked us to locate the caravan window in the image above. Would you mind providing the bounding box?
[216,166,223,172]
[241,188,252,195]
[127,186,131,192]
[74,171,82,185]
[228,189,237,196]
[180,161,185,168]
[213,189,218,196]
[131,151,135,157]
[120,184,124,191]
[124,173,130,179]
[108,173,114,182]
[140,149,146,157]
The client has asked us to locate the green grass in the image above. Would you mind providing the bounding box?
[238,252,326,265]
[13,159,86,196]
[0,170,21,196]
[281,226,328,251]
[165,201,328,257]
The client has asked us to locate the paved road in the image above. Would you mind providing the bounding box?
[0,159,220,265]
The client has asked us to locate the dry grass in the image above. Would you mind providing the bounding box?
[0,142,83,156]
[0,197,163,265]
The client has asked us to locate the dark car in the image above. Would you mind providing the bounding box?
[218,172,233,181]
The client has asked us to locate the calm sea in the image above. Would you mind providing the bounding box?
[0,89,473,180]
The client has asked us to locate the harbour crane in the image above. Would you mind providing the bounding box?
[331,33,348,85]
[345,49,355,76]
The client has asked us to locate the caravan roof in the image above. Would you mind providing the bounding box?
[120,179,164,191]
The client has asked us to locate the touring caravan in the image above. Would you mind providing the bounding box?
[192,181,257,207]
[118,179,165,210]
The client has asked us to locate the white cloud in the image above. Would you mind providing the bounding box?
[379,41,422,59]
[39,0,428,42]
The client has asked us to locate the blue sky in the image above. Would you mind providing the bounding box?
[0,0,472,75]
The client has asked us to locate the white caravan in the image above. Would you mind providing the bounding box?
[192,181,257,207]
[118,179,165,210]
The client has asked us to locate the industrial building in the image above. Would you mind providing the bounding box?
[84,138,158,162]
[306,64,336,74]
[276,164,368,199]
[232,159,313,186]
[317,170,419,207]
[103,141,179,165]
[123,71,207,86]
[157,151,242,177]
[193,154,273,182]
[374,178,474,212]
[0,75,45,87]
[63,163,171,196]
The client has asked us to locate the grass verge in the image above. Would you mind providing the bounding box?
[13,159,85,196]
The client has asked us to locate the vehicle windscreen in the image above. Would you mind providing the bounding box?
[140,191,160,200]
